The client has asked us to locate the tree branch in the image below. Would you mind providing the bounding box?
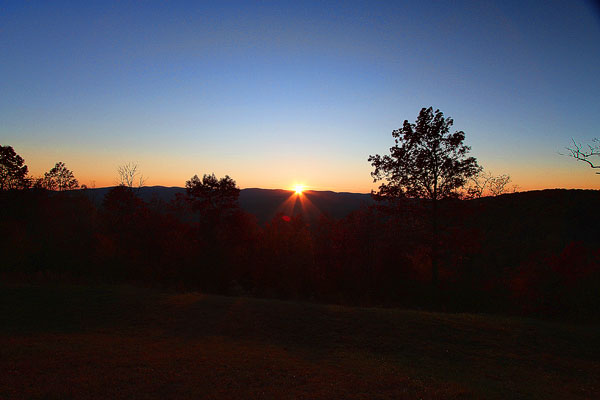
[566,138,599,174]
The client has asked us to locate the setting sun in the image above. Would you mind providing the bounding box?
[2,2,599,398]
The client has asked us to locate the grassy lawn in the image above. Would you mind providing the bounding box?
[1,284,598,399]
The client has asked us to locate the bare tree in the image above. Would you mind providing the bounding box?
[566,138,599,174]
[117,162,146,188]
[466,170,512,198]
[466,171,494,199]
[489,174,511,196]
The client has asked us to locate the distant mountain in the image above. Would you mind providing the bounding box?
[83,186,185,206]
[240,188,373,223]
[83,186,373,223]
[82,186,600,234]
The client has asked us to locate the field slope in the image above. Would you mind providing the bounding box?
[1,284,598,399]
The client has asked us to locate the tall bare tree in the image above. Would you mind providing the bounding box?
[117,162,146,188]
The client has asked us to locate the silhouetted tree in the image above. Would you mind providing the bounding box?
[369,107,480,284]
[99,185,150,280]
[185,173,240,217]
[566,138,599,174]
[117,162,146,188]
[466,169,511,198]
[102,185,146,228]
[488,174,512,196]
[0,145,30,190]
[185,173,241,290]
[38,162,79,191]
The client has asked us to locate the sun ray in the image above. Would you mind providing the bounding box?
[272,184,321,222]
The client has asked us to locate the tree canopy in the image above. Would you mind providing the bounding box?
[185,173,240,215]
[369,107,480,285]
[0,145,30,190]
[369,107,480,202]
[39,162,79,191]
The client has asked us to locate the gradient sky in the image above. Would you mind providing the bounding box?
[2,0,599,192]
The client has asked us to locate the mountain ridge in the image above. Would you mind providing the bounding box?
[80,186,599,226]
[81,186,374,223]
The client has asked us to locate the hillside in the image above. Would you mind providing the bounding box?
[1,283,598,399]
[460,189,600,257]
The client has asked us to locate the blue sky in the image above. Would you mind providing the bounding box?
[2,0,599,191]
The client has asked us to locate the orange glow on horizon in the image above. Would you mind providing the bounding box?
[15,144,600,194]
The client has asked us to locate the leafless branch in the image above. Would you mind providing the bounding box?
[117,162,147,188]
[465,170,512,198]
[489,174,511,196]
[566,138,599,174]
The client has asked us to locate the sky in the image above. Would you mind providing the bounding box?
[2,0,599,192]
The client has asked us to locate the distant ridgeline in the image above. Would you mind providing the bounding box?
[81,186,600,230]
[81,186,374,224]
[79,186,600,234]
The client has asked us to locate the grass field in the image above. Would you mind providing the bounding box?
[1,283,598,399]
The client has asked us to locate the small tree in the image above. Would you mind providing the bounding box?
[369,107,480,284]
[0,145,30,190]
[466,170,512,198]
[185,173,240,216]
[489,174,512,196]
[39,162,79,191]
[566,138,599,174]
[185,173,241,234]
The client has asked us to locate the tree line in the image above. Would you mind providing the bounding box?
[0,147,79,191]
[1,107,598,319]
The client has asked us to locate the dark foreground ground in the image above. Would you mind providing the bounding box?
[1,284,598,399]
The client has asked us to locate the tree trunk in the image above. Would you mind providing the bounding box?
[431,196,439,286]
